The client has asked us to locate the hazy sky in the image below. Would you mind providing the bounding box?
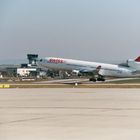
[0,0,140,63]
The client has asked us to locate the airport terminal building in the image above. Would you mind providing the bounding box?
[0,54,48,81]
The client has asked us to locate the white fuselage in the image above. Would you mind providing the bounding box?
[38,57,135,77]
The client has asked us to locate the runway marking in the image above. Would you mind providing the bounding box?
[0,84,10,88]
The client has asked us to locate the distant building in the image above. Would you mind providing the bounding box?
[16,54,39,77]
[27,54,38,66]
[0,65,19,77]
[0,54,55,80]
[17,68,37,77]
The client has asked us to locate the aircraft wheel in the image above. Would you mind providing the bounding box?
[89,78,96,82]
[97,77,105,81]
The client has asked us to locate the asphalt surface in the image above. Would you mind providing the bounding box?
[1,88,140,140]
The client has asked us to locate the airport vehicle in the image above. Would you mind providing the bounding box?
[38,56,140,81]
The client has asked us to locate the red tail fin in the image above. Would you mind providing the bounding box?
[135,56,140,62]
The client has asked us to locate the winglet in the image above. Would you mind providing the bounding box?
[135,56,140,62]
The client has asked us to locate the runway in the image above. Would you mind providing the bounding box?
[1,88,140,140]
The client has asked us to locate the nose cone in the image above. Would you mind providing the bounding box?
[39,59,43,62]
[37,58,49,70]
[37,59,44,67]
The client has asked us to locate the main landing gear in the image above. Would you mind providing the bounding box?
[89,75,105,82]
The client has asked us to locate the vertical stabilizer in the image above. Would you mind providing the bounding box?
[135,56,140,62]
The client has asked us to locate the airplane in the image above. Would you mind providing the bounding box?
[37,56,140,82]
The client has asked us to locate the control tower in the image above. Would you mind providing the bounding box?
[27,54,38,65]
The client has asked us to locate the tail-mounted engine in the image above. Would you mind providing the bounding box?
[127,59,140,70]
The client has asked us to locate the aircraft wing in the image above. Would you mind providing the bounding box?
[79,65,102,75]
[79,69,95,73]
